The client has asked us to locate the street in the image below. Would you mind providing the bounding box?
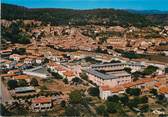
[0,80,12,104]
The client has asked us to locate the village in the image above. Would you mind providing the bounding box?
[1,19,168,116]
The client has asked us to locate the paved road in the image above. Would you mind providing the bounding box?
[0,80,12,104]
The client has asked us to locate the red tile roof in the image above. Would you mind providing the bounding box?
[63,70,75,77]
[14,75,30,80]
[0,73,17,77]
[159,87,168,94]
[32,97,52,103]
[154,82,162,88]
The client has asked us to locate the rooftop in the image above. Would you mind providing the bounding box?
[91,63,125,68]
[32,97,52,103]
[85,69,117,80]
[15,86,35,93]
[14,75,30,80]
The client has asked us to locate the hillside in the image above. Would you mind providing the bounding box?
[1,3,154,27]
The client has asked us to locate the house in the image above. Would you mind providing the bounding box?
[35,57,44,64]
[99,85,111,100]
[0,73,17,80]
[15,63,28,69]
[2,60,17,69]
[24,58,35,65]
[159,87,168,99]
[0,49,12,57]
[62,70,75,81]
[8,69,22,75]
[31,97,53,112]
[9,54,26,61]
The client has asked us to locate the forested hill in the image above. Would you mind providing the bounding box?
[1,3,167,27]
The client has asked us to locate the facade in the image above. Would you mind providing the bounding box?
[99,77,163,100]
[31,97,52,112]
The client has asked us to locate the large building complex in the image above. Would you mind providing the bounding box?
[85,63,132,87]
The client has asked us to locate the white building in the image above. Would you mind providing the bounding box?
[31,97,52,112]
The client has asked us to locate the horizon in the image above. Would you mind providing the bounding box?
[2,0,168,11]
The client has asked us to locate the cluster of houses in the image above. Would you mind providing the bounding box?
[0,49,45,71]
[47,61,76,81]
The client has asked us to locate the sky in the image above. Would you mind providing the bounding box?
[2,0,168,11]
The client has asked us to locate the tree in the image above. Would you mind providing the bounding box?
[30,78,39,86]
[165,67,168,74]
[80,72,88,81]
[64,105,80,116]
[128,98,139,108]
[63,78,68,84]
[72,77,82,84]
[157,94,165,101]
[7,80,18,89]
[110,60,121,63]
[88,87,100,97]
[142,65,158,75]
[12,48,26,55]
[0,103,11,116]
[40,85,48,91]
[126,88,141,96]
[51,72,63,79]
[124,67,132,73]
[18,79,28,87]
[107,95,119,102]
[119,94,129,105]
[150,88,158,96]
[140,96,148,103]
[60,100,66,107]
[69,90,82,104]
[12,102,28,115]
[140,104,149,112]
[106,102,122,113]
[132,71,143,78]
[96,105,108,116]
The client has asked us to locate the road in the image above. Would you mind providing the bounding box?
[0,80,12,104]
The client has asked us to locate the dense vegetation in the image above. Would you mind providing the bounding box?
[1,21,31,44]
[1,3,155,27]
